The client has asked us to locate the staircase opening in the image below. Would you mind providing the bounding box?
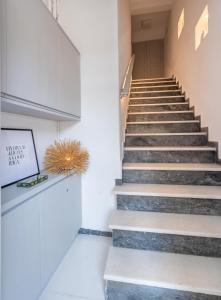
[131,6,170,79]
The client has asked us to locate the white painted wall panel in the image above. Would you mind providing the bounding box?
[165,0,221,158]
[58,0,124,231]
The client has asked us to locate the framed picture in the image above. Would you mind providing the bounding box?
[0,128,40,188]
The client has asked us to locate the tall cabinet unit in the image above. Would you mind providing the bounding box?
[1,0,81,120]
[1,0,82,299]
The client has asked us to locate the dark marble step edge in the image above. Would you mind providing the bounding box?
[124,136,208,146]
[105,281,221,300]
[129,101,189,107]
[123,150,216,164]
[116,195,221,216]
[129,95,184,100]
[132,77,173,82]
[112,230,221,257]
[131,87,180,92]
[131,92,183,97]
[79,228,112,237]
[122,169,221,186]
[129,99,186,105]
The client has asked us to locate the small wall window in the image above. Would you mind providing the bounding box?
[195,5,209,50]
[178,9,185,39]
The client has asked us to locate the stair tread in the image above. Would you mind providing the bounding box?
[132,80,176,85]
[127,120,199,124]
[113,183,221,199]
[104,246,221,296]
[123,163,221,171]
[128,110,192,115]
[132,77,173,81]
[129,102,188,107]
[126,132,207,136]
[109,210,221,238]
[130,95,182,99]
[124,146,216,151]
[131,85,178,89]
[131,90,182,94]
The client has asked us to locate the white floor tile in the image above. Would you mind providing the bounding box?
[39,235,111,300]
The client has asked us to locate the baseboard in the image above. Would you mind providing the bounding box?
[79,228,112,238]
[115,179,123,186]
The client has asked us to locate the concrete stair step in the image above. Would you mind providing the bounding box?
[114,183,221,216]
[131,80,177,87]
[130,95,185,105]
[131,85,179,91]
[123,146,216,163]
[131,89,182,98]
[127,111,194,121]
[109,210,221,256]
[128,102,189,112]
[125,132,208,146]
[122,163,221,185]
[126,120,200,134]
[104,247,221,299]
[132,77,173,82]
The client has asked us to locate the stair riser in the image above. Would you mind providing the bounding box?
[132,81,176,87]
[105,281,221,300]
[112,230,221,257]
[129,104,189,112]
[127,112,194,122]
[130,97,185,105]
[122,170,221,186]
[123,151,216,163]
[131,91,182,98]
[125,135,208,146]
[117,195,221,216]
[131,86,179,92]
[127,123,200,133]
[133,78,173,83]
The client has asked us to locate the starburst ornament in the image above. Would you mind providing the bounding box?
[44,140,89,175]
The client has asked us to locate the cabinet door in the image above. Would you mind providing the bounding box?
[5,0,40,102]
[57,30,81,116]
[40,175,81,284]
[2,199,41,300]
[37,3,59,109]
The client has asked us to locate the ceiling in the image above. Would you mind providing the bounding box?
[131,10,170,43]
[130,0,174,16]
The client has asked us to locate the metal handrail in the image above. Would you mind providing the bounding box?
[120,54,135,97]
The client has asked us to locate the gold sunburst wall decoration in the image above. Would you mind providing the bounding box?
[44,140,89,175]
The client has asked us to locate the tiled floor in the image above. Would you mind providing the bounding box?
[39,234,111,300]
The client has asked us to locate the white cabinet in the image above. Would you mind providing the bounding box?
[56,29,81,116]
[2,0,81,120]
[2,175,82,300]
[40,175,81,284]
[38,2,58,109]
[5,0,40,103]
[2,197,42,300]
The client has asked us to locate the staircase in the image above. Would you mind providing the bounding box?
[104,77,221,299]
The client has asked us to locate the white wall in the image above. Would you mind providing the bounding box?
[58,0,131,231]
[165,0,221,158]
[1,113,59,170]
